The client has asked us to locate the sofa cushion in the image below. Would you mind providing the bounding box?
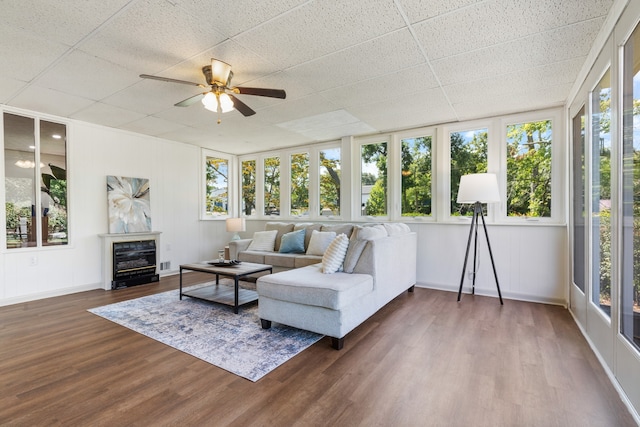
[247,230,278,252]
[238,250,266,264]
[265,222,294,252]
[321,224,354,238]
[383,222,411,235]
[306,230,336,255]
[294,223,322,250]
[279,228,306,253]
[264,253,297,268]
[257,264,373,310]
[343,225,387,273]
[322,233,349,274]
[294,255,323,268]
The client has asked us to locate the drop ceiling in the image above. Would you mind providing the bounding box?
[0,0,616,155]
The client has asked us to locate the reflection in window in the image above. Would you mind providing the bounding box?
[573,108,586,293]
[361,142,387,216]
[204,156,228,217]
[264,156,280,215]
[319,148,340,216]
[450,129,488,216]
[622,25,640,349]
[592,69,612,317]
[401,136,432,217]
[290,152,309,216]
[506,120,552,217]
[4,113,68,248]
[241,159,256,216]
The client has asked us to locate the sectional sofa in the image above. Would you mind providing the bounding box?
[229,222,417,349]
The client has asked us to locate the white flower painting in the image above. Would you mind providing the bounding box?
[107,176,151,233]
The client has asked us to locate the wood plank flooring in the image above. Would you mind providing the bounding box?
[0,273,637,426]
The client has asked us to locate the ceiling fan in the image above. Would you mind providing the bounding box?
[139,58,286,123]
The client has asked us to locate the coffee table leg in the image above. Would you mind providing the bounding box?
[179,267,183,300]
[234,277,239,314]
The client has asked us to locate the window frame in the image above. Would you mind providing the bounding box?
[354,134,391,221]
[200,148,235,220]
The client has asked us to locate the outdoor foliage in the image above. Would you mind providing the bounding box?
[264,157,280,215]
[319,149,340,215]
[205,157,228,215]
[401,137,432,216]
[290,153,309,215]
[241,160,256,216]
[451,130,487,215]
[506,121,552,217]
[361,142,387,216]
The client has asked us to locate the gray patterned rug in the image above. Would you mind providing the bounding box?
[88,284,323,382]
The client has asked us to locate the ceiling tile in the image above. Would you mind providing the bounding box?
[288,29,425,92]
[70,102,147,128]
[431,19,603,86]
[37,50,140,100]
[397,0,482,23]
[233,0,407,69]
[79,0,228,74]
[0,77,28,104]
[10,85,94,117]
[0,0,131,46]
[119,115,188,136]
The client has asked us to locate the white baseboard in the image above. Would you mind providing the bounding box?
[0,283,102,307]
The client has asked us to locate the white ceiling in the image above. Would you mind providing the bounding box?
[0,0,616,155]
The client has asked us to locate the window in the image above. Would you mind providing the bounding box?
[573,108,586,293]
[401,135,432,217]
[290,152,309,216]
[4,112,68,248]
[505,120,552,217]
[591,69,612,317]
[361,141,387,217]
[319,147,340,216]
[264,156,280,215]
[241,159,256,216]
[622,25,640,348]
[450,128,488,216]
[204,155,229,217]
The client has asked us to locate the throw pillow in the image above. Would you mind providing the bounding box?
[247,230,278,252]
[306,230,337,256]
[321,224,354,238]
[322,234,349,274]
[279,228,306,253]
[265,222,294,252]
[294,223,322,251]
[343,225,388,273]
[383,223,411,236]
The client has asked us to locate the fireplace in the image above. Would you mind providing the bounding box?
[111,239,159,289]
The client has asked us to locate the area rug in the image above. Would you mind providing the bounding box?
[88,284,323,382]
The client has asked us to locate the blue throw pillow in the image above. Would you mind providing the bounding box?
[279,228,306,253]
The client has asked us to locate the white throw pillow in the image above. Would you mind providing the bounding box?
[322,234,349,274]
[306,230,337,255]
[247,229,278,252]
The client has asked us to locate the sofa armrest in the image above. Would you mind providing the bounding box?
[229,239,252,259]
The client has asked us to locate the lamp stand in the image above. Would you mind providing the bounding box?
[457,201,503,304]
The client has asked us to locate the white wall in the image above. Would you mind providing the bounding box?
[0,119,230,305]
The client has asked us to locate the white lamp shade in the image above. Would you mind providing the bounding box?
[202,92,217,112]
[218,93,234,113]
[457,173,500,203]
[210,59,232,85]
[226,217,246,232]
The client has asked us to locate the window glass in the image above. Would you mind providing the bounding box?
[290,152,309,216]
[592,69,612,317]
[450,129,488,215]
[506,120,552,217]
[264,156,280,215]
[401,136,432,217]
[573,108,586,293]
[361,142,387,216]
[4,113,68,248]
[622,25,640,348]
[241,159,256,216]
[319,147,340,216]
[204,156,228,217]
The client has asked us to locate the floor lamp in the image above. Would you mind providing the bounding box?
[456,173,503,304]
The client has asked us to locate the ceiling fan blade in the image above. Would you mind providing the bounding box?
[139,74,206,88]
[235,87,286,99]
[228,94,256,116]
[175,93,204,107]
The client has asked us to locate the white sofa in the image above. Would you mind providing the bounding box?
[249,222,417,350]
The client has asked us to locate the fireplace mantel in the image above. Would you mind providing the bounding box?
[98,231,161,290]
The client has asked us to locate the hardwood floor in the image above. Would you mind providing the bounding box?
[0,273,637,426]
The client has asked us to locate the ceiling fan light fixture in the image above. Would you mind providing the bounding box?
[210,59,232,85]
[219,93,234,113]
[202,92,218,112]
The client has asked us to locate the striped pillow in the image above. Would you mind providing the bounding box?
[247,230,278,252]
[322,234,349,274]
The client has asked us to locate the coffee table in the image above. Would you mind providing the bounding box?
[179,261,272,313]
